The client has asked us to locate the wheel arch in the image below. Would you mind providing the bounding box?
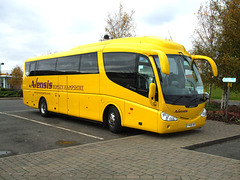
[102,103,124,128]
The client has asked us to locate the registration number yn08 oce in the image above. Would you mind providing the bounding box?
[186,123,196,128]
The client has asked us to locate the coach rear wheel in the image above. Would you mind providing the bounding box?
[39,98,49,117]
[107,106,122,133]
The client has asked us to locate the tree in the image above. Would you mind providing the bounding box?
[192,1,219,104]
[192,0,240,108]
[103,3,136,39]
[9,65,23,90]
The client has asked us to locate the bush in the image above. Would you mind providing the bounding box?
[206,101,240,124]
[0,88,23,98]
[206,101,220,111]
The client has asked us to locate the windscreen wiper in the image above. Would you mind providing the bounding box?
[179,52,188,61]
[185,96,205,108]
[172,95,191,105]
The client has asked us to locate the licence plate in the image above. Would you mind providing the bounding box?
[186,123,196,128]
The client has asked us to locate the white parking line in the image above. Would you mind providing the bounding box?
[0,112,104,140]
[2,109,34,113]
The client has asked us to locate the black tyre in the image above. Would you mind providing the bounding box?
[39,98,49,117]
[107,106,122,133]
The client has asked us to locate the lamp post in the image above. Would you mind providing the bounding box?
[0,63,4,88]
[0,63,4,74]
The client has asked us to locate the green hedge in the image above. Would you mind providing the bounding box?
[0,88,23,98]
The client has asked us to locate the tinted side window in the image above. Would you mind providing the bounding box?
[36,59,56,75]
[137,56,155,97]
[103,53,156,98]
[57,55,80,74]
[103,52,137,91]
[80,53,99,74]
[25,62,30,76]
[29,61,37,76]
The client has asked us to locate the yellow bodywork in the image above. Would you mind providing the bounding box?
[23,36,217,134]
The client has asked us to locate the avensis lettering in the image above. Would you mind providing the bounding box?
[30,78,84,91]
[175,109,188,113]
[31,78,53,89]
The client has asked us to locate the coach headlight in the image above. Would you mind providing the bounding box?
[161,112,178,121]
[200,108,207,117]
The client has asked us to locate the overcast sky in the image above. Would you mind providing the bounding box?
[0,0,208,72]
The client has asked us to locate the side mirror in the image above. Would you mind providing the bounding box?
[191,55,218,77]
[204,92,209,101]
[151,50,170,75]
[149,83,157,106]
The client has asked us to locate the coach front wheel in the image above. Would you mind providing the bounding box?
[107,106,122,133]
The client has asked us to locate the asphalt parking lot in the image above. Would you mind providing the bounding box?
[0,99,142,158]
[1,99,240,160]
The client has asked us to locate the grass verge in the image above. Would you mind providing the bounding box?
[205,85,240,100]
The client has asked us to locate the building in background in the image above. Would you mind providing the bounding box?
[0,62,12,88]
[0,72,12,88]
[0,66,12,89]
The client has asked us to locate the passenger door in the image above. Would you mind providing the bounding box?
[124,55,158,132]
